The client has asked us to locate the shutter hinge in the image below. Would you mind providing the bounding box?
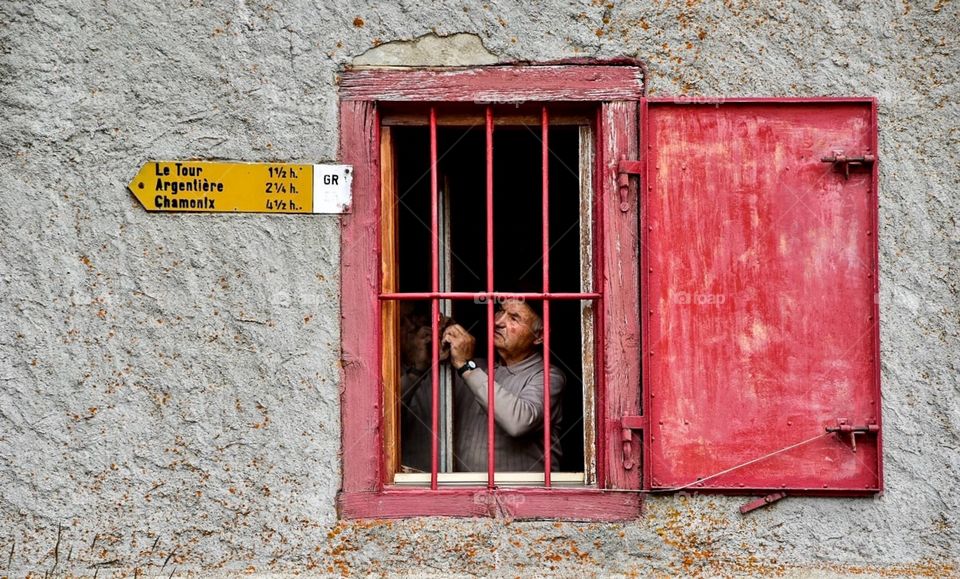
[825,418,879,453]
[619,414,646,470]
[617,158,643,213]
[821,150,875,179]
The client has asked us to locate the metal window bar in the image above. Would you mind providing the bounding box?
[541,106,552,487]
[429,106,440,490]
[380,292,601,300]
[486,106,496,488]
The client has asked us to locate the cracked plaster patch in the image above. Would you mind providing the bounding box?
[351,33,499,67]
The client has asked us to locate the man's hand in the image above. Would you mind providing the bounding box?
[442,324,476,369]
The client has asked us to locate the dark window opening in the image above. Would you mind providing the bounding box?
[392,123,591,478]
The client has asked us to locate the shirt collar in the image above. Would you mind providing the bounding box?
[497,351,543,375]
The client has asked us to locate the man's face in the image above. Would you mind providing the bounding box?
[493,300,542,361]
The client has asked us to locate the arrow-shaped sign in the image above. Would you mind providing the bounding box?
[128,161,352,214]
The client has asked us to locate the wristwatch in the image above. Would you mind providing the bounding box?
[456,359,478,377]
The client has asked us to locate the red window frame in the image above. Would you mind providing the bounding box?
[338,63,646,520]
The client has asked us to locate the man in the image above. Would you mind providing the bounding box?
[400,299,564,473]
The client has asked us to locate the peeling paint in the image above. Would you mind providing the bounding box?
[352,33,498,67]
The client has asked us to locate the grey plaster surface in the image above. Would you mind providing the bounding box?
[0,0,957,576]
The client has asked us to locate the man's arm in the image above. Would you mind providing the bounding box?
[459,364,565,438]
[442,323,565,437]
[399,366,430,404]
[399,323,432,404]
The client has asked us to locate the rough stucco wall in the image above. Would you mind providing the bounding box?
[0,0,957,576]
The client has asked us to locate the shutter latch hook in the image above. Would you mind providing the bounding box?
[821,150,875,179]
[825,418,879,452]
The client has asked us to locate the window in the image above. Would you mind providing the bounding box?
[339,64,644,519]
[338,65,881,519]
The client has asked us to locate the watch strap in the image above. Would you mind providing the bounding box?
[456,360,476,377]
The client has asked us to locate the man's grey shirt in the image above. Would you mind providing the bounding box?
[401,352,565,473]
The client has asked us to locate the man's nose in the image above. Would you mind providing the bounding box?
[494,311,506,326]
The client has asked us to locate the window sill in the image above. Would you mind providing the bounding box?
[392,472,588,487]
[337,488,642,521]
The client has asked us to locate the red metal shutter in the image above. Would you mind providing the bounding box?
[642,99,881,494]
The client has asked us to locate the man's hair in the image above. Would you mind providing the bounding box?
[529,308,544,339]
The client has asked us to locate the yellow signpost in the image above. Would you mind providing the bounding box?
[128,161,352,214]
